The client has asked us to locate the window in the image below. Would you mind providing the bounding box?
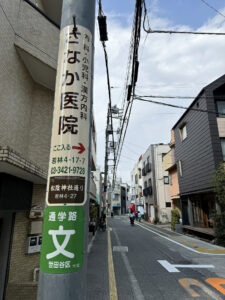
[221,139,225,161]
[164,176,169,184]
[138,168,141,178]
[179,124,187,141]
[178,160,183,176]
[162,153,167,160]
[166,202,171,208]
[216,101,225,117]
[135,174,138,184]
[148,178,152,187]
[169,175,172,185]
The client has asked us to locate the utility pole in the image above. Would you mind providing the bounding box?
[37,1,95,299]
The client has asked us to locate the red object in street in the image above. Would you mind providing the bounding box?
[148,217,151,223]
[129,203,135,213]
[72,143,85,154]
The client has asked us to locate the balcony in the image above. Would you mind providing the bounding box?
[147,187,152,196]
[146,162,151,173]
[163,149,176,171]
[0,146,47,184]
[142,168,146,177]
[143,187,152,197]
[14,0,60,91]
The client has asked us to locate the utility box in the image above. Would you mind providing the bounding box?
[30,220,43,234]
[27,235,42,254]
[29,205,43,219]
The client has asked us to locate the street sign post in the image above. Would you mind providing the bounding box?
[37,0,96,299]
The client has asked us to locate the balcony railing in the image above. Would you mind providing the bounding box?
[143,187,152,197]
[147,187,152,196]
[142,168,146,176]
[146,162,151,173]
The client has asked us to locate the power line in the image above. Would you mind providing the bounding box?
[199,0,225,19]
[113,0,144,185]
[135,94,225,99]
[145,29,225,35]
[134,96,225,116]
[135,95,194,99]
[98,1,117,200]
[143,0,225,35]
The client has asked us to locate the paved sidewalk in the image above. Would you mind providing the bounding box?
[137,220,225,254]
[86,229,109,300]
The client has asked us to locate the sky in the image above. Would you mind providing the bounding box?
[93,0,225,184]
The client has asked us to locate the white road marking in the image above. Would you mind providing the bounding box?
[136,223,225,256]
[113,246,128,252]
[87,232,97,253]
[158,260,215,273]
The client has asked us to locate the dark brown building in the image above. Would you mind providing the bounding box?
[172,74,225,235]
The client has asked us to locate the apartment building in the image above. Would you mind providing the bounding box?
[111,179,122,215]
[130,155,144,210]
[171,74,225,233]
[163,130,181,214]
[0,1,96,299]
[121,182,130,214]
[142,144,171,223]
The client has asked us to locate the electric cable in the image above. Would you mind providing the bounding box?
[143,0,225,35]
[134,96,225,116]
[199,0,225,19]
[113,0,144,185]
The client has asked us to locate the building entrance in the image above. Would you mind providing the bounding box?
[0,212,14,300]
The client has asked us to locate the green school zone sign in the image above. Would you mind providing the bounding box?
[40,206,84,274]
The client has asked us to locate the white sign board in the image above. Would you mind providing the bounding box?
[46,25,92,206]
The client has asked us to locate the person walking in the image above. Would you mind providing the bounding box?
[138,211,142,222]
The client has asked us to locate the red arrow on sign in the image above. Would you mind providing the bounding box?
[72,143,85,154]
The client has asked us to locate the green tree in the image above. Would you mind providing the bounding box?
[213,163,225,246]
[171,209,180,231]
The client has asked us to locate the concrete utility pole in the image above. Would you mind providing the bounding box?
[37,1,95,299]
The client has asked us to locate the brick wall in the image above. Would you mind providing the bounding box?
[6,184,46,300]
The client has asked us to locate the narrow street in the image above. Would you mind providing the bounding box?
[87,215,225,300]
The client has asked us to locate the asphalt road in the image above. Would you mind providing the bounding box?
[87,215,225,300]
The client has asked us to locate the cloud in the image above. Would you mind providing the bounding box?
[94,8,225,183]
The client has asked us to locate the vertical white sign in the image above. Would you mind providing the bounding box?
[46,25,92,206]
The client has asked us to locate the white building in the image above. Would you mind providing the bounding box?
[142,144,171,223]
[130,155,144,211]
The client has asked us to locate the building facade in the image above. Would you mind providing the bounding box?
[142,144,171,223]
[130,155,143,211]
[172,74,225,231]
[0,1,96,299]
[120,183,130,214]
[163,130,181,214]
